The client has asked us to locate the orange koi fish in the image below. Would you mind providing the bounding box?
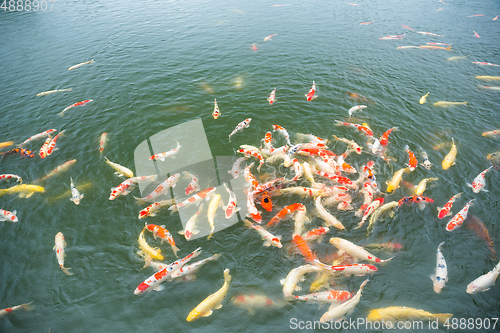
[379,127,397,146]
[437,193,462,219]
[145,224,179,257]
[292,234,316,261]
[305,81,317,101]
[302,227,330,242]
[404,145,418,171]
[268,203,305,227]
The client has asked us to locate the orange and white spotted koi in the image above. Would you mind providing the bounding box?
[134,173,180,204]
[138,199,175,218]
[169,187,216,212]
[473,30,480,38]
[59,99,93,116]
[404,145,418,171]
[330,237,393,264]
[99,132,108,155]
[295,289,352,303]
[302,227,330,242]
[272,124,292,146]
[332,135,362,154]
[355,197,384,229]
[46,130,65,157]
[268,88,276,104]
[238,148,264,171]
[0,209,18,222]
[0,302,34,317]
[379,127,397,146]
[229,118,252,141]
[467,166,493,193]
[305,81,317,101]
[291,158,304,181]
[149,141,181,162]
[268,203,305,227]
[170,253,221,280]
[262,132,273,150]
[314,260,378,276]
[315,170,358,189]
[134,247,202,295]
[110,178,135,200]
[437,192,462,219]
[335,121,373,137]
[244,219,282,248]
[246,191,262,223]
[212,98,220,119]
[19,129,56,147]
[244,162,260,189]
[39,135,52,158]
[0,174,22,184]
[183,171,200,195]
[145,223,180,257]
[446,199,475,231]
[54,232,73,275]
[223,182,238,219]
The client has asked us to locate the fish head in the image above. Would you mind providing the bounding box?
[466,283,478,294]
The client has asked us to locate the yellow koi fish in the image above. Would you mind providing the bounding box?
[137,229,163,261]
[419,92,429,104]
[367,306,452,323]
[415,177,438,195]
[0,141,14,149]
[0,184,45,198]
[476,76,500,81]
[433,101,468,107]
[187,268,231,321]
[386,167,410,193]
[442,138,457,170]
[104,157,134,178]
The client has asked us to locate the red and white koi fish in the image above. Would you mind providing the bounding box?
[138,199,175,218]
[332,135,362,154]
[468,166,493,193]
[39,135,52,159]
[212,98,220,119]
[59,99,93,116]
[149,141,181,161]
[335,121,373,137]
[0,209,18,222]
[467,14,484,17]
[54,232,72,275]
[99,132,108,155]
[315,171,357,189]
[355,197,384,229]
[379,127,397,146]
[237,148,264,171]
[68,59,94,70]
[34,159,77,183]
[480,85,500,91]
[402,25,414,30]
[482,129,500,137]
[305,81,317,101]
[291,158,304,181]
[229,157,246,179]
[178,203,204,240]
[417,31,444,37]
[427,42,451,46]
[46,130,65,157]
[272,124,292,146]
[314,260,378,276]
[183,171,200,195]
[473,61,500,67]
[437,192,462,219]
[246,191,262,223]
[473,30,481,38]
[494,15,498,21]
[276,186,325,197]
[229,118,252,141]
[0,174,22,184]
[111,175,155,201]
[243,162,259,190]
[251,44,258,51]
[347,2,359,5]
[145,224,179,257]
[104,157,134,178]
[348,105,367,117]
[261,132,273,150]
[19,129,56,146]
[109,178,135,200]
[223,182,238,219]
[264,34,277,41]
[404,145,418,171]
[295,289,352,303]
[0,302,34,317]
[134,247,202,295]
[446,199,475,231]
[170,253,221,280]
[379,34,404,40]
[330,237,393,264]
[268,88,276,104]
[319,280,369,323]
[244,219,281,248]
[360,21,373,25]
[135,173,180,204]
[302,227,330,242]
[268,203,305,227]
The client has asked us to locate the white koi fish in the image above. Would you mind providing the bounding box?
[292,204,309,236]
[104,157,134,178]
[419,92,430,104]
[268,88,276,104]
[430,242,447,293]
[244,219,282,248]
[99,132,108,155]
[264,34,277,41]
[170,253,221,280]
[420,149,432,169]
[319,280,369,323]
[169,187,216,212]
[207,194,221,239]
[68,59,94,70]
[229,118,252,141]
[246,191,262,223]
[69,177,84,205]
[19,129,56,146]
[295,290,352,304]
[315,195,345,230]
[467,166,493,193]
[348,105,367,117]
[36,88,72,96]
[0,209,18,222]
[54,232,72,275]
[437,192,462,219]
[0,302,34,317]
[417,31,444,37]
[466,261,500,294]
[149,141,181,161]
[34,159,77,183]
[186,268,232,321]
[183,171,200,195]
[223,183,238,219]
[330,237,393,264]
[179,203,204,240]
[134,247,202,295]
[228,157,246,178]
[282,264,321,298]
[134,173,180,204]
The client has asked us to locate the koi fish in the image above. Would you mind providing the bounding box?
[268,88,276,104]
[68,59,94,70]
[494,15,499,20]
[482,129,500,137]
[264,34,277,41]
[104,157,134,178]
[366,201,399,234]
[186,268,232,321]
[0,184,45,198]
[0,174,22,184]
[379,34,404,40]
[314,260,378,276]
[212,98,220,119]
[138,199,175,219]
[59,99,93,116]
[446,199,475,231]
[36,88,72,96]
[356,197,384,229]
[419,45,452,51]
[272,124,292,146]
[295,289,352,303]
[473,61,500,67]
[54,232,72,275]
[360,21,373,25]
[292,234,316,261]
[251,44,258,51]
[169,253,220,281]
[69,177,84,205]
[259,191,273,212]
[145,224,179,257]
[137,228,163,261]
[109,178,135,200]
[379,127,397,146]
[0,209,18,222]
[415,177,438,195]
[207,194,221,240]
[447,56,468,61]
[398,195,434,210]
[0,148,36,159]
[169,187,216,212]
[268,203,305,227]
[39,136,51,158]
[427,43,451,46]
[237,148,264,171]
[222,182,238,218]
[386,167,410,193]
[0,141,14,149]
[246,191,262,223]
[433,101,467,107]
[476,76,500,81]
[419,92,430,104]
[397,46,419,49]
[0,302,34,317]
[430,242,448,293]
[183,171,199,195]
[348,105,367,117]
[319,280,369,323]
[19,129,57,146]
[229,118,252,141]
[46,130,65,157]
[244,219,282,248]
[467,166,493,193]
[473,30,480,38]
[99,132,108,155]
[404,145,418,171]
[179,203,204,240]
[229,157,246,178]
[366,306,452,323]
[302,226,330,242]
[335,121,373,137]
[315,195,345,230]
[466,261,500,294]
[149,141,181,161]
[441,138,457,170]
[135,173,180,204]
[135,247,202,295]
[332,135,362,154]
[330,237,393,264]
[282,264,321,298]
[232,294,288,314]
[437,192,462,219]
[305,81,317,101]
[420,149,432,169]
[466,215,497,260]
[417,31,444,37]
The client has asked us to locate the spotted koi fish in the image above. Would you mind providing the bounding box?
[294,290,352,303]
[272,124,292,146]
[268,203,305,227]
[183,171,200,196]
[305,81,317,101]
[330,237,393,264]
[149,141,181,162]
[437,192,462,219]
[169,187,216,212]
[0,302,34,317]
[404,145,418,171]
[237,148,264,171]
[446,199,475,231]
[268,88,276,104]
[467,166,493,193]
[223,182,238,218]
[246,191,262,223]
[212,98,220,119]
[229,118,252,141]
[145,223,179,257]
[398,195,434,209]
[0,174,22,184]
[59,99,93,116]
[134,173,180,204]
[138,199,175,218]
[335,121,373,137]
[46,130,65,157]
[99,132,108,155]
[244,219,282,248]
[19,129,56,146]
[0,148,36,159]
[0,209,18,222]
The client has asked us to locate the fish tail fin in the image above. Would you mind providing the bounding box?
[142,258,151,269]
[211,253,222,261]
[22,302,35,312]
[223,268,232,284]
[133,196,147,205]
[335,120,342,127]
[172,245,180,257]
[207,231,214,240]
[435,313,453,323]
[446,47,452,50]
[379,257,394,265]
[62,267,73,275]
